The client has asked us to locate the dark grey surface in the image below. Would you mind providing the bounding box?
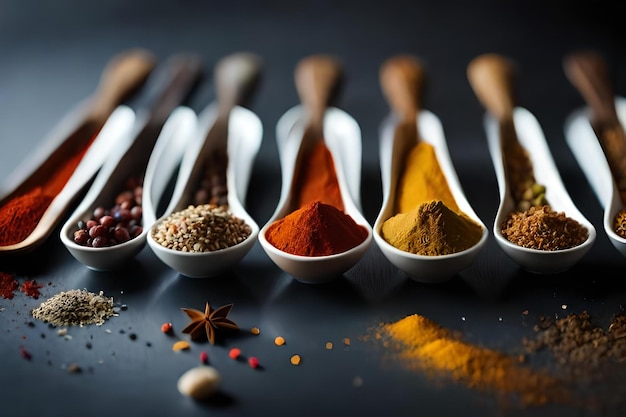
[1,1,626,416]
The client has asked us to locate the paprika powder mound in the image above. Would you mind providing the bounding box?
[265,201,368,256]
[293,141,344,211]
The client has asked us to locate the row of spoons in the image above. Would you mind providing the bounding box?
[1,50,622,284]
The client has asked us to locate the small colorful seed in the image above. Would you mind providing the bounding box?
[172,340,190,351]
[325,342,333,350]
[199,351,209,364]
[274,336,285,346]
[248,356,260,368]
[229,347,241,360]
[290,354,301,366]
[250,327,261,335]
[161,322,173,333]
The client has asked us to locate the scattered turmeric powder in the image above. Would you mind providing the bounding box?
[372,314,572,407]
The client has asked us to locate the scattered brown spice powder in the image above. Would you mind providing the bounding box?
[0,272,19,299]
[500,205,588,250]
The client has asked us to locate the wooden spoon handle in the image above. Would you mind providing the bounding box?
[89,48,157,121]
[379,55,425,122]
[214,52,262,116]
[563,50,619,126]
[467,53,517,121]
[294,55,343,130]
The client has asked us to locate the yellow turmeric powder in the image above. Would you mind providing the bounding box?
[375,314,572,407]
[395,142,458,214]
[382,141,483,255]
[381,200,482,255]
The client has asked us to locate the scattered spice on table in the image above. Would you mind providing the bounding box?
[31,289,117,326]
[20,280,43,299]
[500,205,589,250]
[370,314,571,407]
[172,340,190,351]
[181,302,239,344]
[0,133,98,246]
[290,354,301,366]
[382,142,484,256]
[248,356,260,369]
[0,272,19,299]
[72,176,143,248]
[250,326,261,335]
[151,204,251,252]
[274,336,286,346]
[161,322,173,334]
[199,351,209,364]
[523,310,626,382]
[265,201,368,256]
[229,347,241,360]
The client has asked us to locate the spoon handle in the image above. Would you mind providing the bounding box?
[564,51,626,196]
[467,53,517,122]
[89,48,157,122]
[214,52,263,117]
[379,55,425,122]
[294,54,343,133]
[563,50,620,126]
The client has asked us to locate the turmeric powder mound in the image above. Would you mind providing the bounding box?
[378,314,571,407]
[395,142,459,214]
[381,200,482,255]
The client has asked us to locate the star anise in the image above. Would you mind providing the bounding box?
[181,302,239,344]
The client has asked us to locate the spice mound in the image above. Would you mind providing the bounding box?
[72,177,143,248]
[500,205,588,250]
[151,204,252,253]
[265,201,368,256]
[31,289,117,326]
[381,200,483,256]
[374,314,570,407]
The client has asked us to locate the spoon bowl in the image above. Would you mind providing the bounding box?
[60,106,196,270]
[147,105,262,278]
[373,110,488,283]
[565,98,626,257]
[487,107,596,273]
[258,105,373,283]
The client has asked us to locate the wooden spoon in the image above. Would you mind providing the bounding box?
[379,55,425,209]
[467,53,536,207]
[563,50,626,200]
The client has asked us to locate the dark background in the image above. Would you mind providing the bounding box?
[1,1,625,416]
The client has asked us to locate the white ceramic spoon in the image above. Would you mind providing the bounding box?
[60,106,196,270]
[59,55,204,270]
[373,55,488,283]
[258,55,372,284]
[147,53,263,278]
[468,53,596,273]
[0,49,156,255]
[563,51,626,257]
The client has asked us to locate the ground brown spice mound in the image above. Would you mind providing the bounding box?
[31,289,117,326]
[500,205,588,250]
